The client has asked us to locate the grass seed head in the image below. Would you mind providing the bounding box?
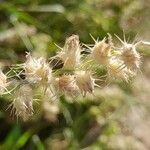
[54,75,79,97]
[63,34,80,53]
[120,43,141,71]
[0,69,8,94]
[24,53,52,84]
[91,35,113,65]
[75,71,95,96]
[115,34,141,71]
[57,35,81,70]
[12,84,33,121]
[107,58,135,82]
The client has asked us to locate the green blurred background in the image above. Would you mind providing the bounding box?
[0,0,150,150]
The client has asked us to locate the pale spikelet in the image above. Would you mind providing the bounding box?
[115,35,141,71]
[57,35,81,70]
[63,34,80,53]
[119,43,141,72]
[24,53,52,84]
[0,69,8,94]
[53,75,79,97]
[90,35,113,65]
[107,58,135,82]
[75,71,95,96]
[12,84,33,121]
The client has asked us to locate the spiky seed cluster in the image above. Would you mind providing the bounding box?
[56,35,81,70]
[107,58,135,82]
[1,33,149,120]
[54,75,79,97]
[12,85,33,121]
[0,69,8,94]
[90,35,113,65]
[106,35,142,81]
[120,43,141,71]
[24,53,52,84]
[75,71,95,96]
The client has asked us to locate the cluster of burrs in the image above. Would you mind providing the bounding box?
[0,34,149,120]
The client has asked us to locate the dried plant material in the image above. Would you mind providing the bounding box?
[53,75,79,97]
[56,35,81,70]
[89,34,113,65]
[2,33,149,121]
[115,35,141,71]
[107,58,135,82]
[24,53,52,84]
[0,69,8,95]
[11,84,33,121]
[75,71,95,96]
[120,43,141,71]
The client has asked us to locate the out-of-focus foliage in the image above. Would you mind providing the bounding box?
[0,0,150,150]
